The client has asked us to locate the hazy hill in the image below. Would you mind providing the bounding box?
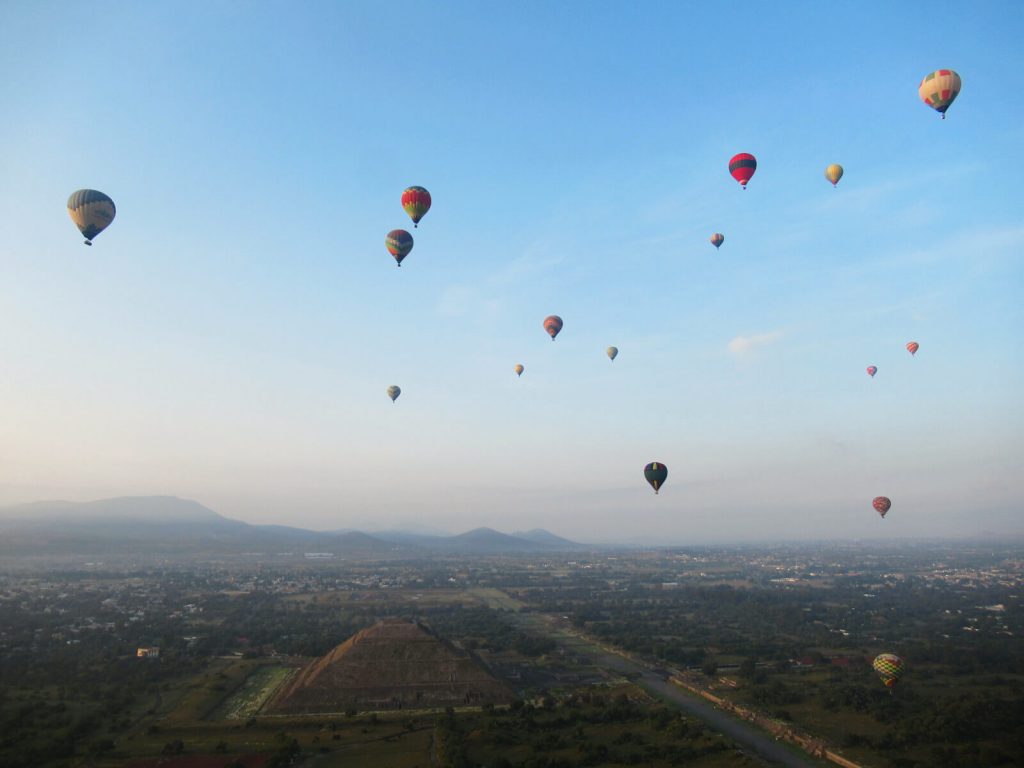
[512,528,588,550]
[446,527,548,553]
[0,497,392,558]
[0,497,586,558]
[0,496,227,525]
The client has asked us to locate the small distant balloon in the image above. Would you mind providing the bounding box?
[825,164,844,187]
[873,496,891,518]
[401,186,431,227]
[67,189,115,245]
[873,653,904,690]
[514,364,524,377]
[919,70,961,119]
[543,315,563,340]
[710,233,725,249]
[607,346,618,361]
[906,341,919,356]
[729,153,757,189]
[866,366,877,378]
[385,229,414,267]
[387,385,401,403]
[644,462,667,495]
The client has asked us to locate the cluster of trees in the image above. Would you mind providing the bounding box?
[517,570,1022,766]
[435,695,743,768]
[0,648,193,767]
[2,550,1020,767]
[814,680,1024,766]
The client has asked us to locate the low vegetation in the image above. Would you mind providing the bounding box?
[1,543,1020,766]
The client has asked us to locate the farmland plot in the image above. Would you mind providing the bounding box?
[214,666,295,719]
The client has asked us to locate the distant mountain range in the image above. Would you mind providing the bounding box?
[0,496,588,558]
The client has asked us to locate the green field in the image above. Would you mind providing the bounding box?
[468,587,526,612]
[212,665,295,720]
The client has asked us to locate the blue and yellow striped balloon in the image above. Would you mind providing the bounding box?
[67,189,115,245]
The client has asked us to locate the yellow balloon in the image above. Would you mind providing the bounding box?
[919,69,961,118]
[825,164,843,187]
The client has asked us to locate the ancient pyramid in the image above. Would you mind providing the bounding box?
[268,619,514,713]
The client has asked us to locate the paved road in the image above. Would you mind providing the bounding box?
[508,611,821,768]
[587,648,820,768]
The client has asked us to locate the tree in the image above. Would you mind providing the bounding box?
[739,658,757,679]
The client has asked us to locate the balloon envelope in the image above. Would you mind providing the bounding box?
[543,315,563,340]
[710,233,724,249]
[867,366,877,378]
[514,364,524,377]
[607,346,618,361]
[67,189,115,244]
[644,462,667,494]
[873,496,891,518]
[906,341,919,356]
[873,653,904,688]
[387,385,401,402]
[402,186,431,226]
[919,70,961,117]
[729,153,757,188]
[825,164,844,186]
[385,229,414,266]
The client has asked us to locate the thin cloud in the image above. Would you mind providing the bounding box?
[485,245,564,287]
[436,283,501,319]
[435,241,563,318]
[728,330,784,356]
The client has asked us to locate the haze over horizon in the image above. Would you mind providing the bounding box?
[1,3,1021,542]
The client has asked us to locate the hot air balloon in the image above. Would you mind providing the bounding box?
[385,229,414,267]
[873,496,891,518]
[644,462,667,495]
[710,233,725,249]
[514,364,524,377]
[67,189,115,245]
[607,346,618,361]
[402,186,431,227]
[387,385,401,403]
[919,70,961,119]
[906,341,919,356]
[825,164,844,187]
[873,653,904,691]
[867,366,877,378]
[729,153,757,189]
[543,315,563,340]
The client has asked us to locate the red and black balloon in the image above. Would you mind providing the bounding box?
[729,153,757,188]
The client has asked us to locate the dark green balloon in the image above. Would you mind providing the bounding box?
[644,462,667,494]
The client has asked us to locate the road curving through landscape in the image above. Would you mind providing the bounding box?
[506,609,824,767]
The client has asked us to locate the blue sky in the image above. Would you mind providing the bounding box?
[0,1,1021,541]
